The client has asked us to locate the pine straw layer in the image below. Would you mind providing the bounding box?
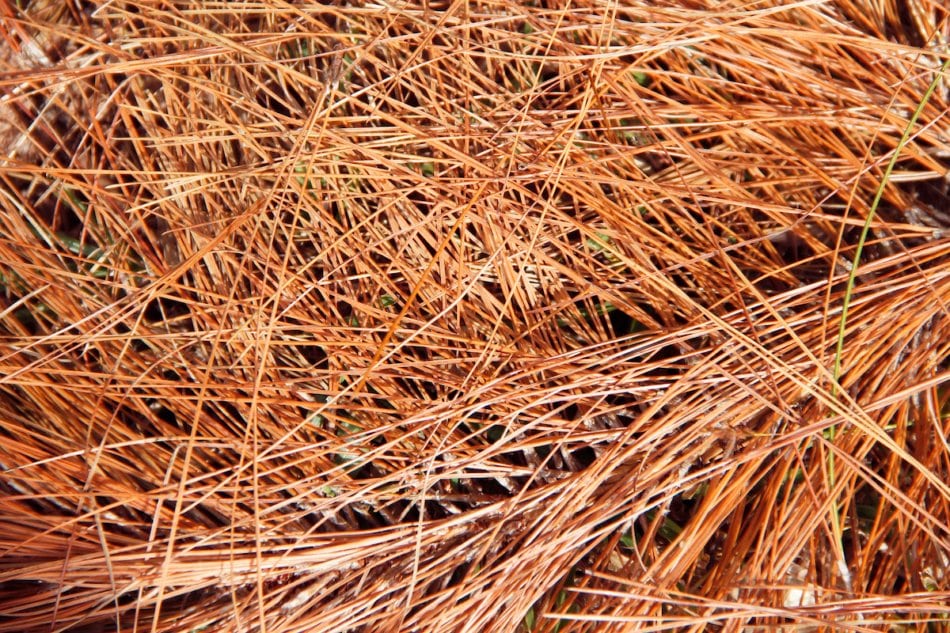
[1,1,948,632]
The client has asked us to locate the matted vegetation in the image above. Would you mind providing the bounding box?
[1,1,948,631]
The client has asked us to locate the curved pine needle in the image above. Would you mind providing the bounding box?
[0,2,948,632]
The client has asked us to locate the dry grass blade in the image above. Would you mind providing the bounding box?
[1,1,948,632]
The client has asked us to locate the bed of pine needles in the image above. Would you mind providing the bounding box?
[1,1,948,631]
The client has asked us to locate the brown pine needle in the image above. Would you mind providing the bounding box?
[1,1,948,632]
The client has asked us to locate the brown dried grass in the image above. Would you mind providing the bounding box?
[1,1,948,631]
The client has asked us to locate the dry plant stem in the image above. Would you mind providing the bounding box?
[0,1,948,632]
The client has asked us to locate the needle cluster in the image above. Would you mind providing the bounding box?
[0,1,948,631]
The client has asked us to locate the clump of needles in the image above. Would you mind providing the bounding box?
[1,1,948,631]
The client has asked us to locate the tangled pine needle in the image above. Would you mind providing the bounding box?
[1,1,948,632]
